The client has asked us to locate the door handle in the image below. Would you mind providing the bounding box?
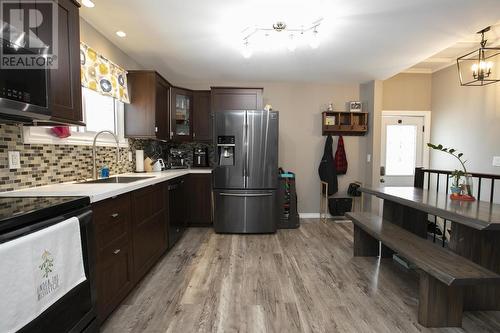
[380,178,386,183]
[220,193,273,197]
[380,166,386,176]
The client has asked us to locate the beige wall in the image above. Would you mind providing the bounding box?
[431,64,500,175]
[80,18,143,70]
[182,81,363,214]
[360,80,384,213]
[383,73,432,110]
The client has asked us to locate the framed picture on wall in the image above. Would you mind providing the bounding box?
[349,101,362,112]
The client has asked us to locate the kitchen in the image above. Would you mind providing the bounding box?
[1,0,500,332]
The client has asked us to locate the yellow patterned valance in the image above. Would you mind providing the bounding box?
[80,42,130,103]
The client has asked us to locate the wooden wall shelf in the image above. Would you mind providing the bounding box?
[322,111,368,136]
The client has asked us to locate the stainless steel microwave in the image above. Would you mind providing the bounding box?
[0,37,51,122]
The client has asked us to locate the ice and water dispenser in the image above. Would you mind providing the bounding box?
[217,136,235,166]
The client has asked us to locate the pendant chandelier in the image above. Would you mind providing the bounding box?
[456,26,500,86]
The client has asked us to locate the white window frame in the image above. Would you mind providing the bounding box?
[23,89,128,148]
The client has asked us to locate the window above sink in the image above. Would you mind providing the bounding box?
[22,88,128,148]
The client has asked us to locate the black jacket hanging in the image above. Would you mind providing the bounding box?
[318,135,338,195]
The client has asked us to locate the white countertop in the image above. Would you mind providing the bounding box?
[0,168,212,203]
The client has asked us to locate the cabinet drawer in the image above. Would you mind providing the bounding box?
[92,194,131,249]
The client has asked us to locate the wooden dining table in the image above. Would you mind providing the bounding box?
[361,186,500,311]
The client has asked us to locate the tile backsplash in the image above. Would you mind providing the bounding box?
[0,124,214,192]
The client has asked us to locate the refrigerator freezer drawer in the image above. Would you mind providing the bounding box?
[214,190,277,234]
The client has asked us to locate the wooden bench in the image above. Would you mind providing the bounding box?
[345,212,500,328]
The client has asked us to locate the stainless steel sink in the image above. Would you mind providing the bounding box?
[78,176,154,184]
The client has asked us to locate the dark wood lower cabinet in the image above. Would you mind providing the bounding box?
[187,174,213,226]
[131,183,167,281]
[93,175,212,323]
[92,193,134,323]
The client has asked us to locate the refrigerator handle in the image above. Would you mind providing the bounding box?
[219,193,273,197]
[245,112,249,182]
[243,111,248,186]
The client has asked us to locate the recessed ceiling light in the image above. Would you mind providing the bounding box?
[116,31,127,38]
[81,0,95,8]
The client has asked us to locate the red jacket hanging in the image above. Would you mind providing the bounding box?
[335,135,348,175]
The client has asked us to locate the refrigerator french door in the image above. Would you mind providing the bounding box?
[213,110,279,233]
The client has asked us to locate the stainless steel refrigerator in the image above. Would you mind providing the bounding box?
[213,110,279,233]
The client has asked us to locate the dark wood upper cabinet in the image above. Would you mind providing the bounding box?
[211,87,263,112]
[171,87,193,142]
[48,0,83,124]
[125,71,170,140]
[193,90,211,142]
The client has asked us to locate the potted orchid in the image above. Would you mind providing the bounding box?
[427,143,474,199]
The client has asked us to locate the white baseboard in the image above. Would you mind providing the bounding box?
[298,213,321,218]
[298,213,352,223]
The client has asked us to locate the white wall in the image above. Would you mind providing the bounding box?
[80,17,143,70]
[431,65,500,174]
[183,81,364,214]
[431,64,500,201]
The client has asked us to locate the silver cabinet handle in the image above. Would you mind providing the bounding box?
[220,193,273,197]
[113,249,121,255]
[111,213,119,218]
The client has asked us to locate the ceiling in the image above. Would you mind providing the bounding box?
[406,23,500,74]
[80,0,500,86]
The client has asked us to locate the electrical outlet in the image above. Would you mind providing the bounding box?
[367,154,371,163]
[128,151,133,162]
[493,156,500,167]
[8,151,21,169]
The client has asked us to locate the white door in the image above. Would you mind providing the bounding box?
[380,116,424,186]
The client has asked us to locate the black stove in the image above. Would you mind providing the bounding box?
[0,195,97,333]
[0,196,90,233]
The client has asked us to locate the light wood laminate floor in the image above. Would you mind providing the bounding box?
[102,220,500,333]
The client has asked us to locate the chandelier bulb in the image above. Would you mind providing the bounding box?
[242,41,252,59]
[310,29,320,49]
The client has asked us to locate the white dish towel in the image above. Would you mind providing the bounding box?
[0,217,87,333]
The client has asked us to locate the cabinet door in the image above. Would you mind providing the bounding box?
[92,194,134,323]
[124,71,156,138]
[193,90,211,142]
[48,0,83,123]
[155,76,170,140]
[171,87,193,141]
[211,87,263,112]
[96,236,133,323]
[131,183,167,281]
[187,174,213,226]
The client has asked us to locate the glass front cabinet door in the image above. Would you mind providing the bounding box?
[171,87,193,141]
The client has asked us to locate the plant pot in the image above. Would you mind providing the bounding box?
[461,174,474,197]
[450,186,461,195]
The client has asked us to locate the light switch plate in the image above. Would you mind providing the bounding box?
[8,151,21,169]
[493,156,500,167]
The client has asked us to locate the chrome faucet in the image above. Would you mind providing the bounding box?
[92,130,120,180]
